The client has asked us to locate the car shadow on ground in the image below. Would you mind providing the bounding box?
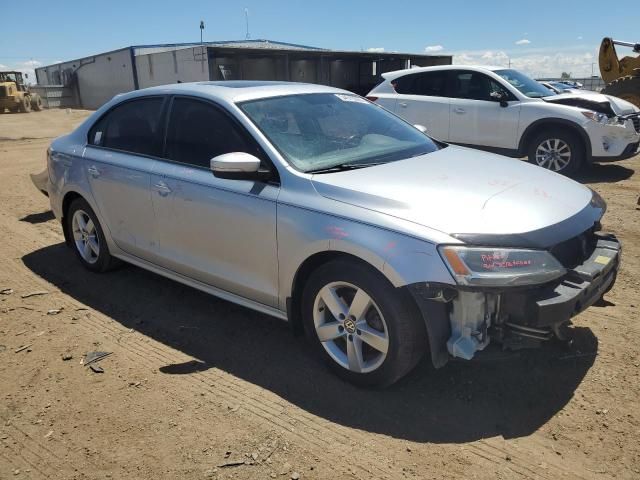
[23,243,598,444]
[575,163,634,184]
[20,210,55,224]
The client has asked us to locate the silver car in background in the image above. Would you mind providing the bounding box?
[41,81,621,386]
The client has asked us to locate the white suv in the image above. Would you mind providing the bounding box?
[367,66,640,175]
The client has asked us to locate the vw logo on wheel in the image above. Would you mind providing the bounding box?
[343,318,356,334]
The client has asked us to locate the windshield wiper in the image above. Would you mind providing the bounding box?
[307,162,384,174]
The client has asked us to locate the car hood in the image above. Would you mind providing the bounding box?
[311,147,602,248]
[544,91,639,115]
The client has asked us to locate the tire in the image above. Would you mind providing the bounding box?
[66,198,119,272]
[527,129,584,176]
[601,76,640,109]
[18,96,31,113]
[301,259,427,387]
[31,95,43,111]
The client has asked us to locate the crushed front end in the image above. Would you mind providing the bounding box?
[409,210,621,365]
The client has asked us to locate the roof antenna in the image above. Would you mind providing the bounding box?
[244,8,250,40]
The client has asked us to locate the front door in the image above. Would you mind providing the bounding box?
[83,96,166,261]
[151,96,280,307]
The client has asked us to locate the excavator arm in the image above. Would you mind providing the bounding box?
[599,38,640,108]
[599,38,640,84]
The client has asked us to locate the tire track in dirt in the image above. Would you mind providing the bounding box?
[0,213,592,480]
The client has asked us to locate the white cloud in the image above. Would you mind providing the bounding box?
[367,47,385,53]
[515,39,531,45]
[577,36,583,40]
[21,60,42,67]
[425,45,444,53]
[0,63,7,69]
[453,48,597,78]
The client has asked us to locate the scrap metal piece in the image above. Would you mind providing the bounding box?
[20,291,48,299]
[89,364,104,373]
[83,351,112,366]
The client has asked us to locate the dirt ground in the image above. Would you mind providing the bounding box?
[0,109,638,480]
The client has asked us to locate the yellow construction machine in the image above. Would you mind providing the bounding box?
[599,38,640,108]
[0,71,43,113]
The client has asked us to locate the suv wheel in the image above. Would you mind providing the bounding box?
[66,198,119,272]
[302,259,427,387]
[527,130,583,175]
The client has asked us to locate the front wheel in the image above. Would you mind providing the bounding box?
[302,260,427,387]
[527,130,584,176]
[18,96,32,113]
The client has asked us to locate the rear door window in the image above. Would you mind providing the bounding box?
[89,97,165,156]
[393,71,447,97]
[164,97,260,169]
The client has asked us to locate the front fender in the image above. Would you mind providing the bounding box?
[277,203,455,310]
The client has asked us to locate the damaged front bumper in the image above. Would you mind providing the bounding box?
[409,233,621,365]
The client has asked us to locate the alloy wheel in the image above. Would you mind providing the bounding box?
[535,138,572,171]
[313,281,389,373]
[71,209,100,264]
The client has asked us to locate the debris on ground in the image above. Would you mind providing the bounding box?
[20,290,48,299]
[47,308,63,315]
[82,351,112,366]
[44,430,53,439]
[217,460,246,468]
[61,353,73,361]
[14,344,32,353]
[89,364,104,374]
[0,288,13,295]
[291,472,300,479]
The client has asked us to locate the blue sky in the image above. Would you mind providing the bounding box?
[1,0,636,81]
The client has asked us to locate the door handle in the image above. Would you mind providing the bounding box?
[153,181,172,196]
[454,107,466,114]
[399,102,408,108]
[87,165,100,177]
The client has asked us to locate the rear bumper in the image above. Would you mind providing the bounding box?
[501,234,621,328]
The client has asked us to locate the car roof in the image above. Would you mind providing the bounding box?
[381,64,507,80]
[118,81,346,104]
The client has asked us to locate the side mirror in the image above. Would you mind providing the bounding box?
[210,152,266,180]
[414,124,428,134]
[490,91,509,107]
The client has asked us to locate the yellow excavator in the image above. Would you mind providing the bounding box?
[599,38,640,108]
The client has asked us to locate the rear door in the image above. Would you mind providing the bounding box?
[84,97,166,261]
[392,70,450,141]
[447,70,521,149]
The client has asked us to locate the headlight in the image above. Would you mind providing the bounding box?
[581,110,619,125]
[438,246,566,287]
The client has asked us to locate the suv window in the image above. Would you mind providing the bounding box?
[450,71,509,101]
[89,97,165,156]
[393,71,447,97]
[165,97,256,169]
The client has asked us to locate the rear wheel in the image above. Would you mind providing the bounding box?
[31,95,43,111]
[302,259,427,387]
[66,198,119,272]
[527,129,584,176]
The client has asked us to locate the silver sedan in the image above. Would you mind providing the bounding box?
[38,81,620,386]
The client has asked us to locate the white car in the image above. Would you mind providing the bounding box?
[367,66,640,175]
